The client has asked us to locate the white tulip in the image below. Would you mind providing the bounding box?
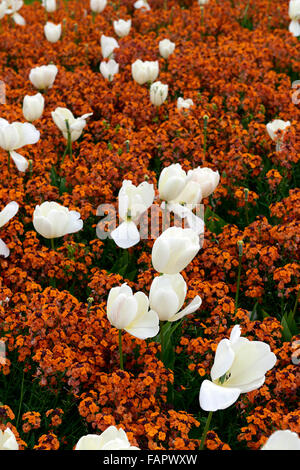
[90,0,107,13]
[158,163,187,202]
[131,59,159,85]
[113,19,131,37]
[289,0,300,36]
[0,201,19,258]
[44,22,62,43]
[0,1,7,20]
[177,97,194,111]
[198,0,209,4]
[75,426,140,450]
[159,39,175,59]
[33,201,83,239]
[0,427,19,450]
[134,0,151,11]
[29,64,58,90]
[107,284,159,339]
[266,119,291,141]
[152,226,200,274]
[164,202,205,237]
[42,0,56,13]
[100,59,119,81]
[174,167,220,205]
[199,325,277,412]
[261,430,300,450]
[150,81,168,106]
[51,107,93,142]
[0,118,40,172]
[5,0,25,25]
[111,180,154,249]
[22,93,45,122]
[100,35,119,59]
[149,273,202,322]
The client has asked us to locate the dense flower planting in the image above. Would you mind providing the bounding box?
[0,0,299,451]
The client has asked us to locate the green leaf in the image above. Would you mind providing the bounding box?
[281,311,298,341]
[204,207,227,235]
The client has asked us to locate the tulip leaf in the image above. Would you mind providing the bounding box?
[281,311,298,342]
[204,207,227,235]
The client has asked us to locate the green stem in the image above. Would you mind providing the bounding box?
[291,288,300,321]
[118,329,124,370]
[16,368,25,428]
[234,243,243,315]
[199,411,213,450]
[7,152,10,173]
[51,238,55,251]
[160,321,165,361]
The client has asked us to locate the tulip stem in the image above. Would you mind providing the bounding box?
[291,288,300,321]
[160,321,165,361]
[51,238,55,251]
[118,329,124,370]
[199,411,213,450]
[7,152,10,174]
[234,241,243,315]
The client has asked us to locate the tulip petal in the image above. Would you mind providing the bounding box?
[10,151,28,172]
[199,379,241,412]
[0,238,10,258]
[169,295,202,322]
[151,237,170,273]
[289,20,300,36]
[12,13,26,26]
[210,339,235,382]
[111,221,140,249]
[0,201,19,228]
[125,309,159,340]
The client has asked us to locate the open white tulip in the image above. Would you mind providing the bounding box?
[0,201,19,258]
[5,0,25,25]
[131,59,159,85]
[44,21,62,43]
[158,163,187,202]
[134,0,151,10]
[22,93,44,122]
[42,0,56,12]
[75,426,139,450]
[149,273,202,322]
[107,284,159,340]
[113,19,131,37]
[90,0,107,13]
[100,35,119,59]
[100,59,119,81]
[159,39,175,59]
[51,107,93,142]
[174,167,220,205]
[0,427,19,450]
[150,81,168,106]
[0,119,40,172]
[289,0,300,36]
[261,430,300,450]
[177,97,194,111]
[33,201,83,239]
[29,64,58,90]
[111,180,154,249]
[152,226,200,274]
[266,119,291,141]
[199,325,277,412]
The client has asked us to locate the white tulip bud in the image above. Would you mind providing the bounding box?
[134,0,151,11]
[90,0,107,13]
[29,64,58,90]
[261,430,300,450]
[113,19,131,37]
[75,426,140,450]
[159,39,175,59]
[100,34,119,59]
[22,93,45,122]
[158,163,187,202]
[33,201,83,239]
[42,0,56,12]
[177,97,194,111]
[44,22,62,43]
[131,59,159,85]
[150,81,168,106]
[99,59,119,81]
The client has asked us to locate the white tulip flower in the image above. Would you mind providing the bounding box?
[289,0,300,36]
[0,201,19,258]
[261,430,300,450]
[199,325,277,412]
[33,201,83,240]
[111,180,154,249]
[134,0,151,11]
[22,93,45,122]
[150,81,168,106]
[158,163,187,202]
[44,21,62,43]
[149,273,202,322]
[90,0,107,13]
[100,34,119,59]
[159,39,175,59]
[174,167,220,205]
[177,97,194,111]
[100,59,119,81]
[0,1,7,20]
[113,19,131,37]
[29,64,58,90]
[131,59,159,85]
[0,427,19,450]
[107,284,159,340]
[266,119,291,141]
[42,0,56,13]
[51,107,93,142]
[198,0,209,4]
[75,426,140,450]
[0,119,40,172]
[5,0,25,25]
[152,226,201,274]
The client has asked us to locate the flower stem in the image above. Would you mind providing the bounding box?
[16,368,25,428]
[160,321,165,361]
[118,329,124,370]
[234,240,243,315]
[291,288,300,321]
[51,238,55,251]
[199,411,213,450]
